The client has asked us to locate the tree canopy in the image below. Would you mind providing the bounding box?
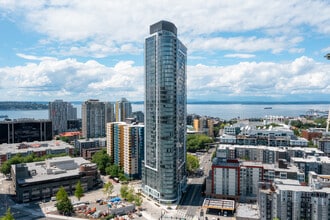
[186,154,200,174]
[91,149,112,175]
[1,208,14,220]
[187,134,213,152]
[120,185,142,206]
[106,164,121,177]
[74,180,84,201]
[105,164,128,181]
[120,185,129,199]
[103,182,114,199]
[56,186,73,216]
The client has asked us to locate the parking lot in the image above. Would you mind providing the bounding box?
[1,175,218,220]
[39,177,152,219]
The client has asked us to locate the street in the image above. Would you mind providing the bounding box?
[176,147,215,220]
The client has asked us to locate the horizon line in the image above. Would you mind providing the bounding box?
[1,100,330,105]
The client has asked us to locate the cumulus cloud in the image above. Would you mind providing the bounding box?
[0,58,144,101]
[187,56,330,100]
[188,36,303,53]
[1,0,329,57]
[224,54,256,59]
[1,1,330,101]
[0,56,329,101]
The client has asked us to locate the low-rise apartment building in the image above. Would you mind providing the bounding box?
[216,144,324,164]
[0,140,74,165]
[208,157,303,202]
[291,156,330,178]
[258,177,330,220]
[11,156,102,203]
[74,138,106,158]
[221,126,309,147]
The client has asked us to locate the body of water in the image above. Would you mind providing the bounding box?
[0,103,329,121]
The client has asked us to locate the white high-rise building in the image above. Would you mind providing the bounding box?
[48,100,77,135]
[81,99,114,138]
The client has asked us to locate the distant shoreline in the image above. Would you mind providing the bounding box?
[133,101,330,105]
[186,101,330,105]
[1,100,330,106]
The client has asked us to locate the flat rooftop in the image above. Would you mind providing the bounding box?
[236,203,259,220]
[202,198,235,211]
[291,156,330,163]
[13,156,91,184]
[276,183,330,193]
[262,163,301,173]
[218,144,323,154]
[0,140,74,155]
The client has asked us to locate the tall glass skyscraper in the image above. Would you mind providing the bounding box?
[142,20,187,203]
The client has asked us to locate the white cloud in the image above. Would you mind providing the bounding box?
[187,56,330,100]
[16,53,57,61]
[224,54,256,59]
[1,1,330,103]
[321,47,330,54]
[0,58,144,101]
[1,0,329,57]
[188,36,303,53]
[0,56,329,101]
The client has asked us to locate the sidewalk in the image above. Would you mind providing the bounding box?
[45,213,85,220]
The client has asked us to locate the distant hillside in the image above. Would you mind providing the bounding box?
[0,102,48,110]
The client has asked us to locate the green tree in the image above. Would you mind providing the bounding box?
[56,186,68,202]
[186,154,199,174]
[134,194,143,207]
[293,128,300,137]
[314,118,326,128]
[126,187,135,202]
[0,161,11,175]
[58,136,70,143]
[103,182,114,199]
[56,196,73,216]
[1,208,14,220]
[55,187,73,216]
[106,164,120,177]
[120,185,129,200]
[187,134,213,152]
[74,181,84,201]
[118,172,128,182]
[92,149,112,175]
[23,153,35,163]
[213,126,220,137]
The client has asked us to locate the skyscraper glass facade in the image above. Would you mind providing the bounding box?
[142,20,187,203]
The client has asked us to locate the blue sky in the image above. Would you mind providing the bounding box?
[0,0,330,102]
